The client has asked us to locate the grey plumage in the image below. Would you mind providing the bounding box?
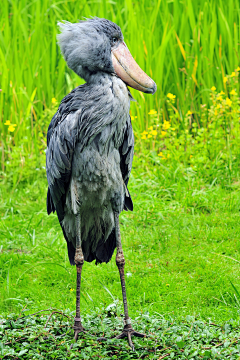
[57,19,122,82]
[46,18,134,265]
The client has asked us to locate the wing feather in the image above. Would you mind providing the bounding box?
[119,115,134,211]
[46,114,74,222]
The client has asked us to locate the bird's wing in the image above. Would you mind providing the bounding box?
[46,100,78,223]
[119,114,134,211]
[46,84,93,223]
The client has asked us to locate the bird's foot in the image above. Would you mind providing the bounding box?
[73,317,85,339]
[73,326,85,341]
[115,323,146,351]
[97,323,145,351]
[70,317,86,349]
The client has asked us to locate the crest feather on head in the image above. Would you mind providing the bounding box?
[57,18,122,82]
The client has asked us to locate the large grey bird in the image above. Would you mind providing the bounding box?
[46,18,156,350]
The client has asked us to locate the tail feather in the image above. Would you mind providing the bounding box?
[60,222,116,265]
[82,229,116,264]
[67,240,76,265]
[95,230,116,264]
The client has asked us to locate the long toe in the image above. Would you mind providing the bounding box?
[70,327,87,350]
[127,331,135,351]
[115,332,127,340]
[133,330,145,338]
[96,336,108,341]
[74,329,84,341]
[72,323,85,343]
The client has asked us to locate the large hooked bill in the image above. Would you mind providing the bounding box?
[111,42,157,94]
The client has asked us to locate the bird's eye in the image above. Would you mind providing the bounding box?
[112,37,118,44]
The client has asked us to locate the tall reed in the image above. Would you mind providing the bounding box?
[1,0,240,164]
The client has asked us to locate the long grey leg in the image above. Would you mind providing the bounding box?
[73,212,84,341]
[114,212,145,351]
[115,212,131,325]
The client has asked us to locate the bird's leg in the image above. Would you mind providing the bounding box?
[114,212,145,351]
[73,212,85,341]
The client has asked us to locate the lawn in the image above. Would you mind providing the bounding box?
[1,0,240,358]
[1,155,240,321]
[1,155,240,358]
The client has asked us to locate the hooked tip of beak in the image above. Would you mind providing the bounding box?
[143,82,157,95]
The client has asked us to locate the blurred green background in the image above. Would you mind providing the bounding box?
[1,0,240,154]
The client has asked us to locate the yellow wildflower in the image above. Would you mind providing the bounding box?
[167,93,176,100]
[190,155,193,158]
[223,77,228,83]
[230,89,237,96]
[141,131,148,135]
[141,135,147,140]
[158,152,163,157]
[52,97,57,104]
[226,98,232,106]
[148,109,157,115]
[151,130,157,136]
[70,288,74,292]
[166,284,170,286]
[219,91,225,95]
[8,125,16,132]
[147,134,152,138]
[214,109,218,116]
[4,120,11,126]
[230,72,235,77]
[171,127,175,131]
[130,116,135,121]
[211,86,216,91]
[161,131,167,136]
[217,104,221,109]
[187,110,192,116]
[167,154,170,158]
[163,120,171,130]
[236,67,240,72]
[217,96,222,101]
[148,126,153,131]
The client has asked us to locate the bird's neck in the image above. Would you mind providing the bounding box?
[87,72,132,110]
[74,72,131,154]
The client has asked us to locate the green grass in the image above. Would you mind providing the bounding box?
[1,157,240,358]
[1,310,240,359]
[1,157,240,322]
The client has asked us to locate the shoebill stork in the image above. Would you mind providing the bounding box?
[46,18,156,350]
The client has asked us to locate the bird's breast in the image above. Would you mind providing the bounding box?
[70,142,123,206]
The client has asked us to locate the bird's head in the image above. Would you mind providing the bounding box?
[58,18,156,94]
